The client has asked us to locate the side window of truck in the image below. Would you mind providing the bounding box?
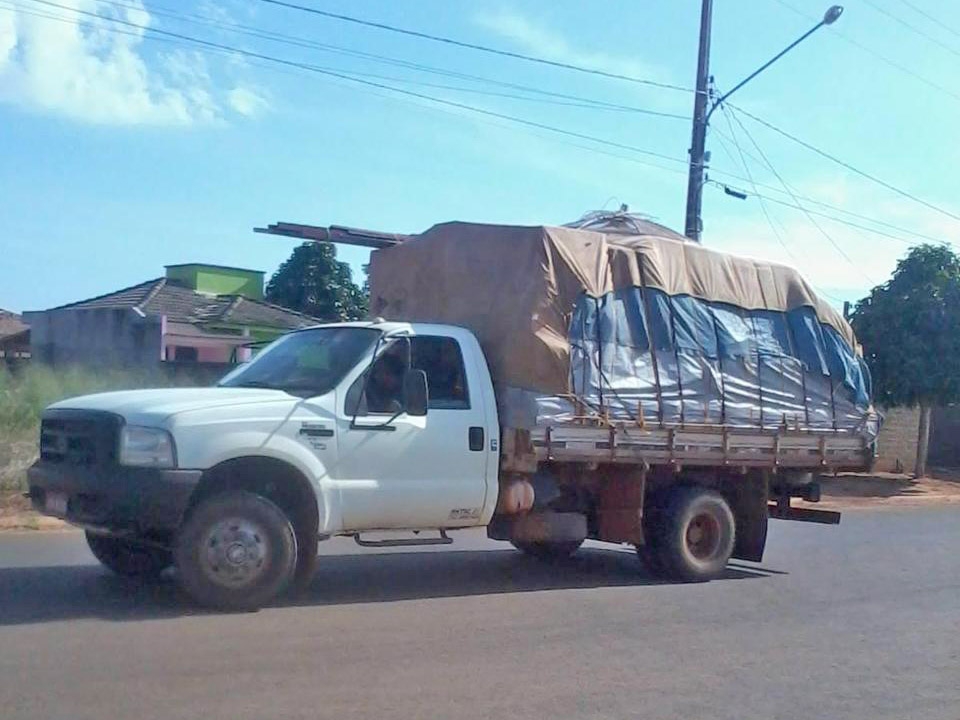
[344,335,470,416]
[411,336,470,410]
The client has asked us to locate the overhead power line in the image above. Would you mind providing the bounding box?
[730,103,960,224]
[55,0,688,120]
[19,0,692,170]
[717,103,874,284]
[707,131,944,245]
[714,105,806,266]
[861,0,960,59]
[256,0,694,94]
[9,0,952,253]
[254,0,960,230]
[892,0,960,40]
[770,0,960,104]
[3,3,691,185]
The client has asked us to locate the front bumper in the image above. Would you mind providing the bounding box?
[27,460,202,536]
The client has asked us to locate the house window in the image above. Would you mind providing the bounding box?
[174,346,199,362]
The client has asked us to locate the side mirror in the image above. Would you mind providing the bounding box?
[403,369,429,417]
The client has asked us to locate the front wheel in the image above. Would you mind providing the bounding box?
[511,539,583,560]
[85,532,172,578]
[174,491,297,611]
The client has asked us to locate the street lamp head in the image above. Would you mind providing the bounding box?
[823,5,844,25]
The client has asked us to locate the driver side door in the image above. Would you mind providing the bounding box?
[335,335,490,530]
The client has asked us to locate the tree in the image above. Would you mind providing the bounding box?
[266,242,368,321]
[851,244,960,476]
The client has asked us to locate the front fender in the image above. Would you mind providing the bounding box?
[177,431,341,535]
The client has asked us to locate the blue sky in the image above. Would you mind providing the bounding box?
[2,0,959,313]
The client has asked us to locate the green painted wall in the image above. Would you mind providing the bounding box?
[165,264,264,300]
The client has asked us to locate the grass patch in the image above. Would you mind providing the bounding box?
[0,364,206,495]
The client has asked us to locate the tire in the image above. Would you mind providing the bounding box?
[85,532,172,578]
[174,491,297,611]
[511,539,583,560]
[646,486,736,583]
[288,529,319,597]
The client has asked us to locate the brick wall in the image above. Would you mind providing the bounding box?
[874,406,920,473]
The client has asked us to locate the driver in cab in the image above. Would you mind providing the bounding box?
[365,351,405,414]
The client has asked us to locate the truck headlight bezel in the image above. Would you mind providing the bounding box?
[119,425,177,468]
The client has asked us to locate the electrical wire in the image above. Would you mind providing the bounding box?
[719,104,875,284]
[892,0,960,40]
[15,0,694,170]
[729,103,960,224]
[715,105,806,266]
[709,133,846,302]
[861,0,960,59]
[250,0,960,232]
[707,131,944,245]
[52,0,688,120]
[9,1,952,256]
[723,185,925,245]
[770,0,960,104]
[256,0,695,94]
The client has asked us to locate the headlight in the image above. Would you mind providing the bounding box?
[119,426,176,468]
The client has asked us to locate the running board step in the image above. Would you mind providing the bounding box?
[353,530,452,547]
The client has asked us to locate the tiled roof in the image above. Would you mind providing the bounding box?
[44,279,317,330]
[0,309,28,339]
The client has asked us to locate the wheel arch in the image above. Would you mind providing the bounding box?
[187,456,321,547]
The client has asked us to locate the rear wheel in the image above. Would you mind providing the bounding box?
[511,539,583,560]
[175,491,297,611]
[641,486,735,582]
[85,532,172,578]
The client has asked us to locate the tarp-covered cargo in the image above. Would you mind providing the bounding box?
[368,221,877,439]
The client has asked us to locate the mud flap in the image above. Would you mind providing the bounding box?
[726,470,769,563]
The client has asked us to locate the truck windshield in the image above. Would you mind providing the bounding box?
[219,327,380,397]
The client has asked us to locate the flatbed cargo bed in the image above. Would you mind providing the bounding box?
[527,423,871,470]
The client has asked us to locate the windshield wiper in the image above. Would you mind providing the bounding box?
[226,380,277,389]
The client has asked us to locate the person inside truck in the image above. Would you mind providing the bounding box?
[364,350,406,414]
[418,338,467,408]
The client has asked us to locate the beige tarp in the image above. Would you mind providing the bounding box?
[368,221,854,395]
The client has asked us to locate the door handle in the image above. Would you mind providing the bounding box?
[469,426,484,452]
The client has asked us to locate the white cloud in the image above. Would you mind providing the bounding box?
[474,9,671,88]
[0,1,266,126]
[228,85,269,117]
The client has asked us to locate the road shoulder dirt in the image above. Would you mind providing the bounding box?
[795,472,960,512]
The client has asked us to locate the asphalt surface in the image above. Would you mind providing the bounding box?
[0,508,957,720]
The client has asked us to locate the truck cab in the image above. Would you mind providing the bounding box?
[28,321,501,609]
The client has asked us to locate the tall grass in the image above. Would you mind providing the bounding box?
[0,364,205,492]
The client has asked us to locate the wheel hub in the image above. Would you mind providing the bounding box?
[201,518,270,588]
[685,512,721,561]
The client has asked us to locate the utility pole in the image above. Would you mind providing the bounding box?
[683,3,844,244]
[684,0,713,243]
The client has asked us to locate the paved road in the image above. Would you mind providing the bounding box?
[0,508,957,720]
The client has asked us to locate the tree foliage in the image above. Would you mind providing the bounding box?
[851,244,960,408]
[265,242,368,321]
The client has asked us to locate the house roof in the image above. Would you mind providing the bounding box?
[43,279,318,329]
[0,309,28,339]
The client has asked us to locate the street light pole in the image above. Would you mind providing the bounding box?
[683,4,844,243]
